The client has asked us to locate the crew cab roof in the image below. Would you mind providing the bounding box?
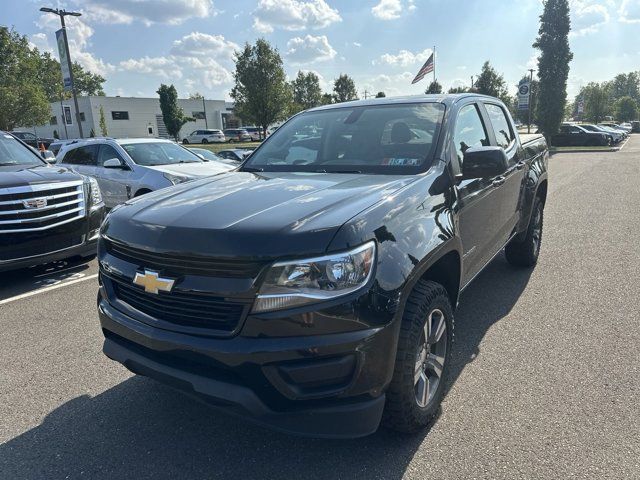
[307,93,504,112]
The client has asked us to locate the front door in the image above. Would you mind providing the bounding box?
[95,144,132,208]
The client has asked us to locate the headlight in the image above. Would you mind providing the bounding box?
[163,172,191,185]
[88,177,103,206]
[252,241,376,313]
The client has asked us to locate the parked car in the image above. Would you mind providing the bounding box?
[57,138,233,209]
[187,147,238,167]
[631,121,640,133]
[182,129,225,144]
[223,128,252,143]
[578,124,621,144]
[49,139,78,156]
[216,148,253,162]
[0,130,104,272]
[243,126,263,141]
[97,94,549,438]
[599,122,630,135]
[619,122,633,132]
[550,124,610,147]
[10,131,54,149]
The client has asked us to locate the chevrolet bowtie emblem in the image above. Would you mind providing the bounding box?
[133,270,175,294]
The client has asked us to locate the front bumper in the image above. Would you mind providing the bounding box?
[98,295,395,438]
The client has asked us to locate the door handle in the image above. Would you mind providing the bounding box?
[492,176,505,187]
[516,161,526,170]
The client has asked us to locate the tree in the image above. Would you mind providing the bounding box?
[0,27,50,130]
[581,83,609,124]
[474,61,508,99]
[425,80,442,94]
[71,63,105,97]
[448,86,469,94]
[291,71,322,110]
[614,96,638,122]
[99,105,108,136]
[157,84,193,141]
[320,93,333,105]
[375,91,386,98]
[188,92,204,99]
[231,39,292,138]
[333,74,358,103]
[607,73,640,103]
[533,0,573,138]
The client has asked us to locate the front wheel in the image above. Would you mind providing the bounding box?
[182,139,189,144]
[383,280,453,433]
[505,196,544,267]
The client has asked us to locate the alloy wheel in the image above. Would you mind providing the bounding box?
[414,308,447,408]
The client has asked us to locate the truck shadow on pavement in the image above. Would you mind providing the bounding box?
[1,255,532,480]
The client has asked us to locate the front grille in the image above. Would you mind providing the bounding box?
[108,274,249,332]
[0,181,85,233]
[104,238,266,278]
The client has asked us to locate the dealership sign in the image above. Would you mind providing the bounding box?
[55,29,73,91]
[517,82,531,111]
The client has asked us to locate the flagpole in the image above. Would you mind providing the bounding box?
[433,45,436,83]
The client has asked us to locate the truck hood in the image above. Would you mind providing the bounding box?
[0,164,83,189]
[102,171,417,258]
[146,161,233,177]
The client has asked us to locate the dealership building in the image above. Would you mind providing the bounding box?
[30,95,237,140]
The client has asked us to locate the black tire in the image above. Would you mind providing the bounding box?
[202,139,208,144]
[382,280,454,433]
[505,196,544,267]
[182,139,189,144]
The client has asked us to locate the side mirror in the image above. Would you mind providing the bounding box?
[103,158,126,169]
[462,146,509,180]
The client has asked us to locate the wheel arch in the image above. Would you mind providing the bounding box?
[418,249,462,308]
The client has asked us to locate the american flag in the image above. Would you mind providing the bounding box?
[411,53,434,85]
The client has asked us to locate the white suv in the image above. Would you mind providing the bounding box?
[57,138,233,209]
[182,129,225,144]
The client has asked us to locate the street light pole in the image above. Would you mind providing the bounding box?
[527,68,535,134]
[40,7,84,138]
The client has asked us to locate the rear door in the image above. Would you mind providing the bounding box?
[95,144,132,208]
[452,102,505,284]
[481,102,525,243]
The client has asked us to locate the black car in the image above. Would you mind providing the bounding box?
[10,131,55,149]
[97,94,548,438]
[0,131,105,272]
[550,124,610,147]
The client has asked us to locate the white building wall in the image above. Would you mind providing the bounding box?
[26,96,232,140]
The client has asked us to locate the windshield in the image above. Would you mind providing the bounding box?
[0,134,44,167]
[120,142,203,166]
[242,103,445,174]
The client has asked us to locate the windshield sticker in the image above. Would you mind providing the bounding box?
[382,157,420,166]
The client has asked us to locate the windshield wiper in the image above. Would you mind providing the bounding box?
[0,162,19,166]
[241,166,264,172]
[314,169,363,174]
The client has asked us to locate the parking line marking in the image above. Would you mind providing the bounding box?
[0,273,99,306]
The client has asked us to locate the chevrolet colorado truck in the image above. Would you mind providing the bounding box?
[0,131,104,272]
[97,94,548,438]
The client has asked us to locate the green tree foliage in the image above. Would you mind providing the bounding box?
[36,51,105,102]
[71,63,105,97]
[533,0,573,137]
[157,84,193,141]
[231,39,292,137]
[291,71,322,110]
[607,73,639,103]
[474,61,509,100]
[99,105,108,136]
[425,80,443,94]
[320,93,334,105]
[333,74,358,103]
[581,82,609,123]
[0,27,50,130]
[188,92,204,99]
[448,86,470,94]
[614,96,638,121]
[375,91,386,98]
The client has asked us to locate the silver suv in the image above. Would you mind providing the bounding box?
[182,129,225,144]
[57,138,233,209]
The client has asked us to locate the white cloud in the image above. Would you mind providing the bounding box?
[170,32,238,59]
[253,0,341,33]
[287,35,337,64]
[119,56,178,79]
[570,0,610,36]
[371,0,402,20]
[620,0,640,23]
[353,42,362,47]
[77,0,218,26]
[28,33,53,54]
[376,48,432,67]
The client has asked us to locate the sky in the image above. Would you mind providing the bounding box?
[7,0,640,101]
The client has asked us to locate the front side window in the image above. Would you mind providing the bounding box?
[485,104,514,149]
[97,145,124,167]
[243,103,445,174]
[120,142,203,166]
[452,104,489,165]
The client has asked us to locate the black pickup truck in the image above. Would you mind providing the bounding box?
[97,94,548,438]
[0,131,104,272]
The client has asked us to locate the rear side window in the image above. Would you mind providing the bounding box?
[62,145,98,166]
[453,104,489,165]
[485,104,515,149]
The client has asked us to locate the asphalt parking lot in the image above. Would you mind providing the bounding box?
[1,137,639,480]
